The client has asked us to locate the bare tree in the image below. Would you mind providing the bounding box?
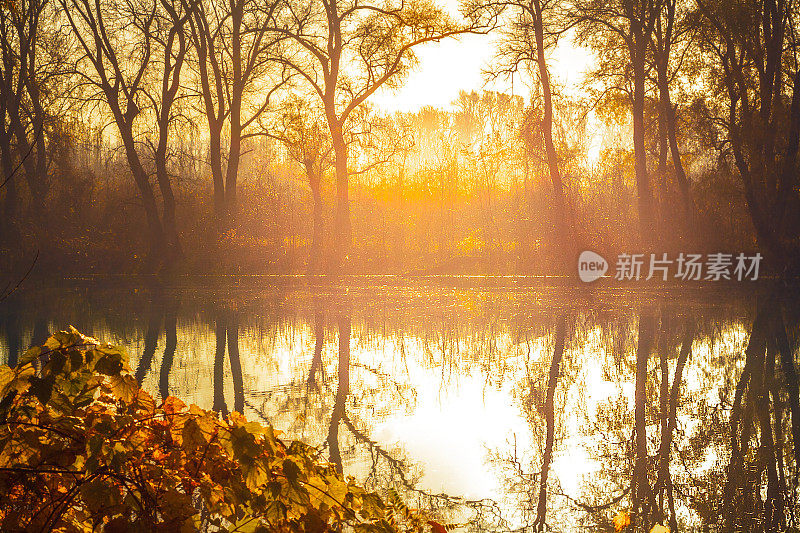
[273,0,497,271]
[632,309,655,529]
[534,315,566,527]
[263,95,333,273]
[695,0,800,271]
[571,0,662,245]
[0,0,66,236]
[265,97,413,272]
[60,0,192,269]
[327,306,350,474]
[490,0,571,259]
[143,0,193,261]
[651,0,696,236]
[183,0,286,230]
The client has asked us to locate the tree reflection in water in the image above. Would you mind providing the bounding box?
[496,294,800,532]
[1,285,799,531]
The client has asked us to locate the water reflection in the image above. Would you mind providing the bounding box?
[0,282,797,531]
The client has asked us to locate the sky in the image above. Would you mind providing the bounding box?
[371,20,596,113]
[368,19,604,161]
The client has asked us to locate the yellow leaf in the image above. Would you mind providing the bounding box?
[650,525,670,533]
[0,0,18,15]
[107,374,138,403]
[182,412,218,451]
[131,389,155,415]
[19,346,43,366]
[0,363,34,398]
[163,396,187,414]
[307,474,348,508]
[613,510,631,531]
[244,459,269,491]
[45,326,96,351]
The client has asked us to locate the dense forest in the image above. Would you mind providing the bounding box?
[0,0,798,277]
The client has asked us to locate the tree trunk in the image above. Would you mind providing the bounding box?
[775,311,800,481]
[532,0,568,263]
[228,318,244,414]
[631,37,656,245]
[190,11,226,230]
[535,315,566,527]
[117,120,167,270]
[135,305,161,385]
[656,323,669,523]
[655,0,696,239]
[159,301,178,401]
[328,119,351,273]
[209,121,225,224]
[309,308,324,385]
[768,346,788,525]
[31,101,47,207]
[632,310,656,528]
[225,105,241,230]
[327,310,351,474]
[224,2,243,230]
[213,315,228,416]
[656,320,693,532]
[153,31,185,266]
[656,63,696,237]
[308,169,324,274]
[756,344,782,532]
[24,58,48,212]
[155,134,182,265]
[775,67,800,269]
[8,106,44,211]
[9,0,47,212]
[0,129,17,243]
[656,94,669,222]
[723,303,769,531]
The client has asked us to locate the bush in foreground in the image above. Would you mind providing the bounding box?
[0,327,447,532]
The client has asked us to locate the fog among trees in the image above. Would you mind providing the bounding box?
[0,0,798,278]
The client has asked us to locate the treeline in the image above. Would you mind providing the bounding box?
[0,0,798,276]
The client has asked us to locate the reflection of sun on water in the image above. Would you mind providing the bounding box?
[375,378,529,500]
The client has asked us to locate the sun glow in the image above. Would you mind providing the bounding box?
[372,21,596,114]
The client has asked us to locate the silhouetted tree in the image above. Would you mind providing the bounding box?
[695,0,800,271]
[273,0,496,271]
[60,0,190,269]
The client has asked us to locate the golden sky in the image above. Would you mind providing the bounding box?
[372,22,595,113]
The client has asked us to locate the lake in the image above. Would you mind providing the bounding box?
[0,278,795,531]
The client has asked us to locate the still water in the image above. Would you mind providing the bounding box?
[0,279,797,532]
